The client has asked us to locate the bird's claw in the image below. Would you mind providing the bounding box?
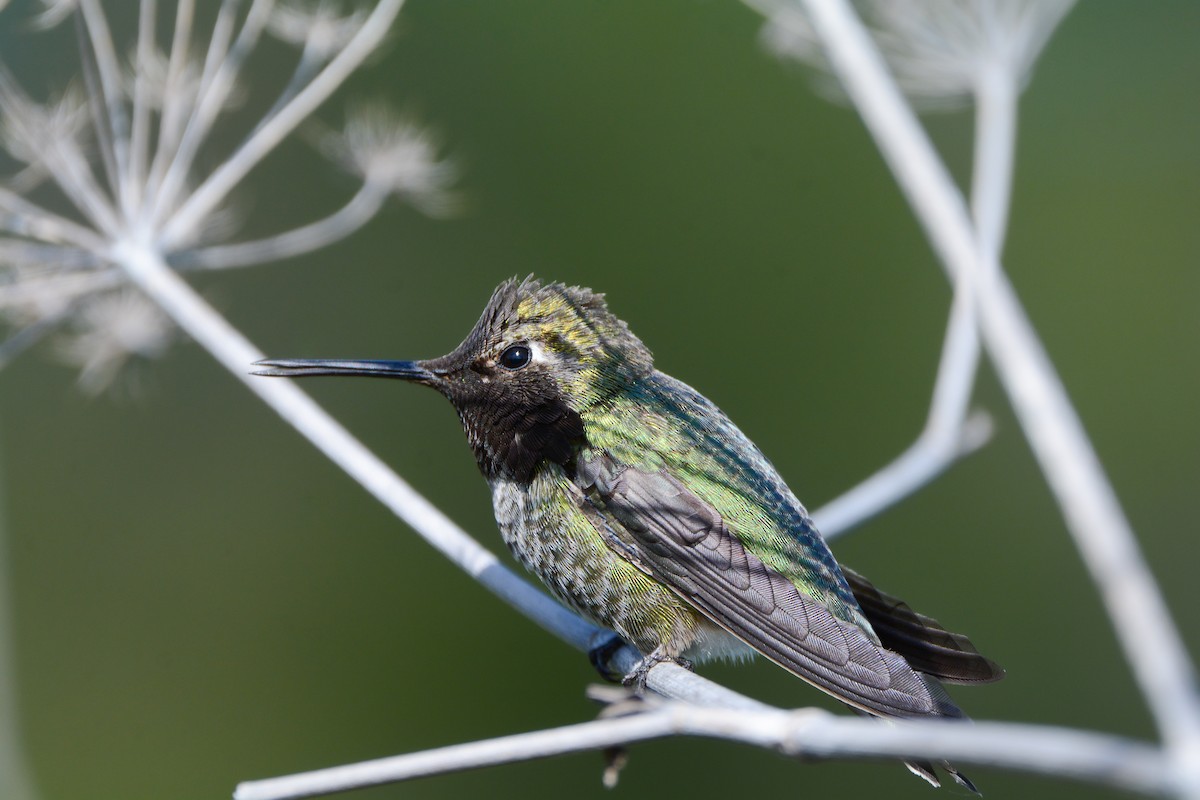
[621,646,693,694]
[587,632,627,682]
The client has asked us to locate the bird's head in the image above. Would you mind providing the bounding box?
[255,277,654,480]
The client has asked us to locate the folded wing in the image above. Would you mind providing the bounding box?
[577,452,962,719]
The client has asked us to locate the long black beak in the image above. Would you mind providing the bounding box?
[252,358,436,382]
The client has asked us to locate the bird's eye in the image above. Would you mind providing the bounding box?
[499,344,532,370]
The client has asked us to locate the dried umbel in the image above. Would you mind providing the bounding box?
[0,0,447,392]
[751,0,1074,108]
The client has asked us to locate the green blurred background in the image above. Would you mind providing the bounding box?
[1,1,1197,798]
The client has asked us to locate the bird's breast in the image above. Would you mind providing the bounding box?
[488,466,712,656]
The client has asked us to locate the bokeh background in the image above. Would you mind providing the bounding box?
[0,1,1197,799]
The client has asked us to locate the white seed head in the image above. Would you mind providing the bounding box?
[0,84,89,167]
[268,1,369,60]
[0,0,425,390]
[121,46,233,113]
[325,106,457,216]
[55,287,176,394]
[756,0,1074,107]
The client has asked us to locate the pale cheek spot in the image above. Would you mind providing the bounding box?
[527,341,552,366]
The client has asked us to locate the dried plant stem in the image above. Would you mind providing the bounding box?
[150,0,274,228]
[172,182,388,270]
[234,699,1171,800]
[815,22,1025,541]
[797,0,1200,768]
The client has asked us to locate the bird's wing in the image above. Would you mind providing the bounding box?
[576,451,960,719]
[842,567,1005,685]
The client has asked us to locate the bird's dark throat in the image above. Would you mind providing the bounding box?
[452,381,586,483]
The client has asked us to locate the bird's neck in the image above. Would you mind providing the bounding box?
[457,392,586,483]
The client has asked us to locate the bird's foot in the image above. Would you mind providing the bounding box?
[587,632,628,682]
[621,646,693,695]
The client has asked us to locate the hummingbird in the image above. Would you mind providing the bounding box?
[255,277,1002,790]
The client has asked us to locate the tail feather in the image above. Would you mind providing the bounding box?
[843,566,1005,685]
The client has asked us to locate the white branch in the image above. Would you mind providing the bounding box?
[150,0,274,229]
[0,71,120,238]
[127,0,157,215]
[970,63,1018,259]
[173,182,388,270]
[797,0,1200,770]
[78,0,132,218]
[814,17,1026,539]
[144,0,195,207]
[0,188,109,252]
[234,697,1174,800]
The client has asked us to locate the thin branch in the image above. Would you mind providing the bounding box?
[160,0,406,249]
[73,12,120,212]
[234,698,1174,800]
[0,188,109,251]
[150,0,275,229]
[797,0,1200,767]
[144,0,196,207]
[811,24,1031,539]
[172,182,387,270]
[127,0,158,214]
[245,48,324,143]
[0,68,121,237]
[147,0,240,225]
[970,63,1017,259]
[78,0,132,218]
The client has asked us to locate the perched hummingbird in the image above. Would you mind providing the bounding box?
[256,278,1002,789]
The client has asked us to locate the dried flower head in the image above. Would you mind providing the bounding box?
[753,0,1074,108]
[268,1,369,60]
[324,106,457,216]
[0,84,89,168]
[55,287,175,394]
[0,0,422,392]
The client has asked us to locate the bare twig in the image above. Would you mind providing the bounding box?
[814,3,1027,539]
[796,0,1200,772]
[234,697,1173,800]
[172,182,388,270]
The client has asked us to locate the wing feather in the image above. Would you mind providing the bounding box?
[842,567,1005,684]
[578,453,961,718]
